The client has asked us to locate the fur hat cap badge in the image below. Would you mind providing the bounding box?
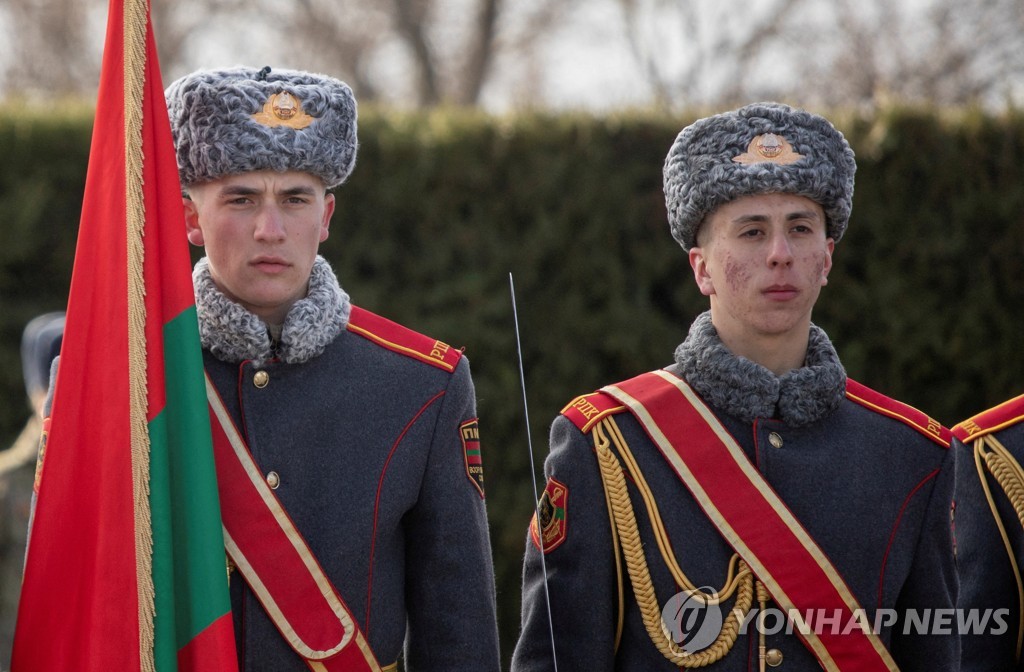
[166,65,358,189]
[663,102,856,250]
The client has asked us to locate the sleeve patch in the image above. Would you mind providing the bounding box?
[530,477,568,554]
[460,419,485,498]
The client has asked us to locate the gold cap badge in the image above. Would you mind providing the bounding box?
[252,91,315,129]
[732,133,805,166]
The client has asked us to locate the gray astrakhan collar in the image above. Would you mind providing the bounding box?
[193,255,351,365]
[673,311,847,427]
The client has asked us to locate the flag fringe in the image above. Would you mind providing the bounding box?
[123,0,156,669]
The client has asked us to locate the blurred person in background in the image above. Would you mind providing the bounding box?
[951,395,1024,670]
[0,311,63,665]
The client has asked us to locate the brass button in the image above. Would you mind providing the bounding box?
[266,471,280,489]
[253,370,269,388]
[766,648,783,666]
[768,432,783,449]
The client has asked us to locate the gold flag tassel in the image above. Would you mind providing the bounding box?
[593,417,753,666]
[123,0,156,669]
[974,434,1024,663]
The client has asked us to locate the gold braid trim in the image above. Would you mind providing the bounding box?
[593,417,753,666]
[974,434,1024,662]
[0,415,42,476]
[601,417,750,602]
[756,581,770,672]
[123,0,154,669]
[600,461,627,649]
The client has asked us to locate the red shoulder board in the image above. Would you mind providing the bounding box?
[845,379,950,448]
[346,306,463,373]
[952,393,1024,443]
[560,391,626,433]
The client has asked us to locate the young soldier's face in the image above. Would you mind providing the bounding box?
[184,170,335,325]
[688,192,833,345]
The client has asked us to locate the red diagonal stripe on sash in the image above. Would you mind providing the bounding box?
[206,376,382,671]
[602,370,896,672]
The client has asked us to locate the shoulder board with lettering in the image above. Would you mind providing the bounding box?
[346,305,463,373]
[560,391,627,433]
[952,393,1024,443]
[845,378,950,448]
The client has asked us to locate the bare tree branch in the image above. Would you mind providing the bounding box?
[5,0,99,99]
[4,0,1022,110]
[458,0,501,105]
[392,0,441,105]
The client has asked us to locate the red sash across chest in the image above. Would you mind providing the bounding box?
[206,373,384,672]
[596,369,898,672]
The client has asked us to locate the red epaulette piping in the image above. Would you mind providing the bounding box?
[845,378,950,448]
[346,306,463,373]
[952,392,1024,443]
[560,391,627,433]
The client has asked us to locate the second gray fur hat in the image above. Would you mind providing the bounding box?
[165,65,358,189]
[663,102,856,250]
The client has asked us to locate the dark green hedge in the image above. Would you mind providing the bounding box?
[3,105,1024,665]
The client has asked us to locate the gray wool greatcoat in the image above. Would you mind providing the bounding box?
[512,313,958,671]
[952,396,1024,672]
[196,257,500,671]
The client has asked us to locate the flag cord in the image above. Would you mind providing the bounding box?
[124,0,156,669]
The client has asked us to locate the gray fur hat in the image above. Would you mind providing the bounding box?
[663,102,856,250]
[165,65,358,189]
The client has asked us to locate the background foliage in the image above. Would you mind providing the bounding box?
[2,105,1024,666]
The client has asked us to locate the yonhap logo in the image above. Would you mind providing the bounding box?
[661,588,725,653]
[661,594,1011,644]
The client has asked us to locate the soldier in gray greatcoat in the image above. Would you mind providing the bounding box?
[952,397,1024,671]
[512,103,958,670]
[165,66,500,671]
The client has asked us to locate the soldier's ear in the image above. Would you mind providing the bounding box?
[319,192,335,243]
[689,246,715,297]
[183,197,205,247]
[820,238,835,287]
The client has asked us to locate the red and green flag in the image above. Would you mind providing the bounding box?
[12,0,237,669]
